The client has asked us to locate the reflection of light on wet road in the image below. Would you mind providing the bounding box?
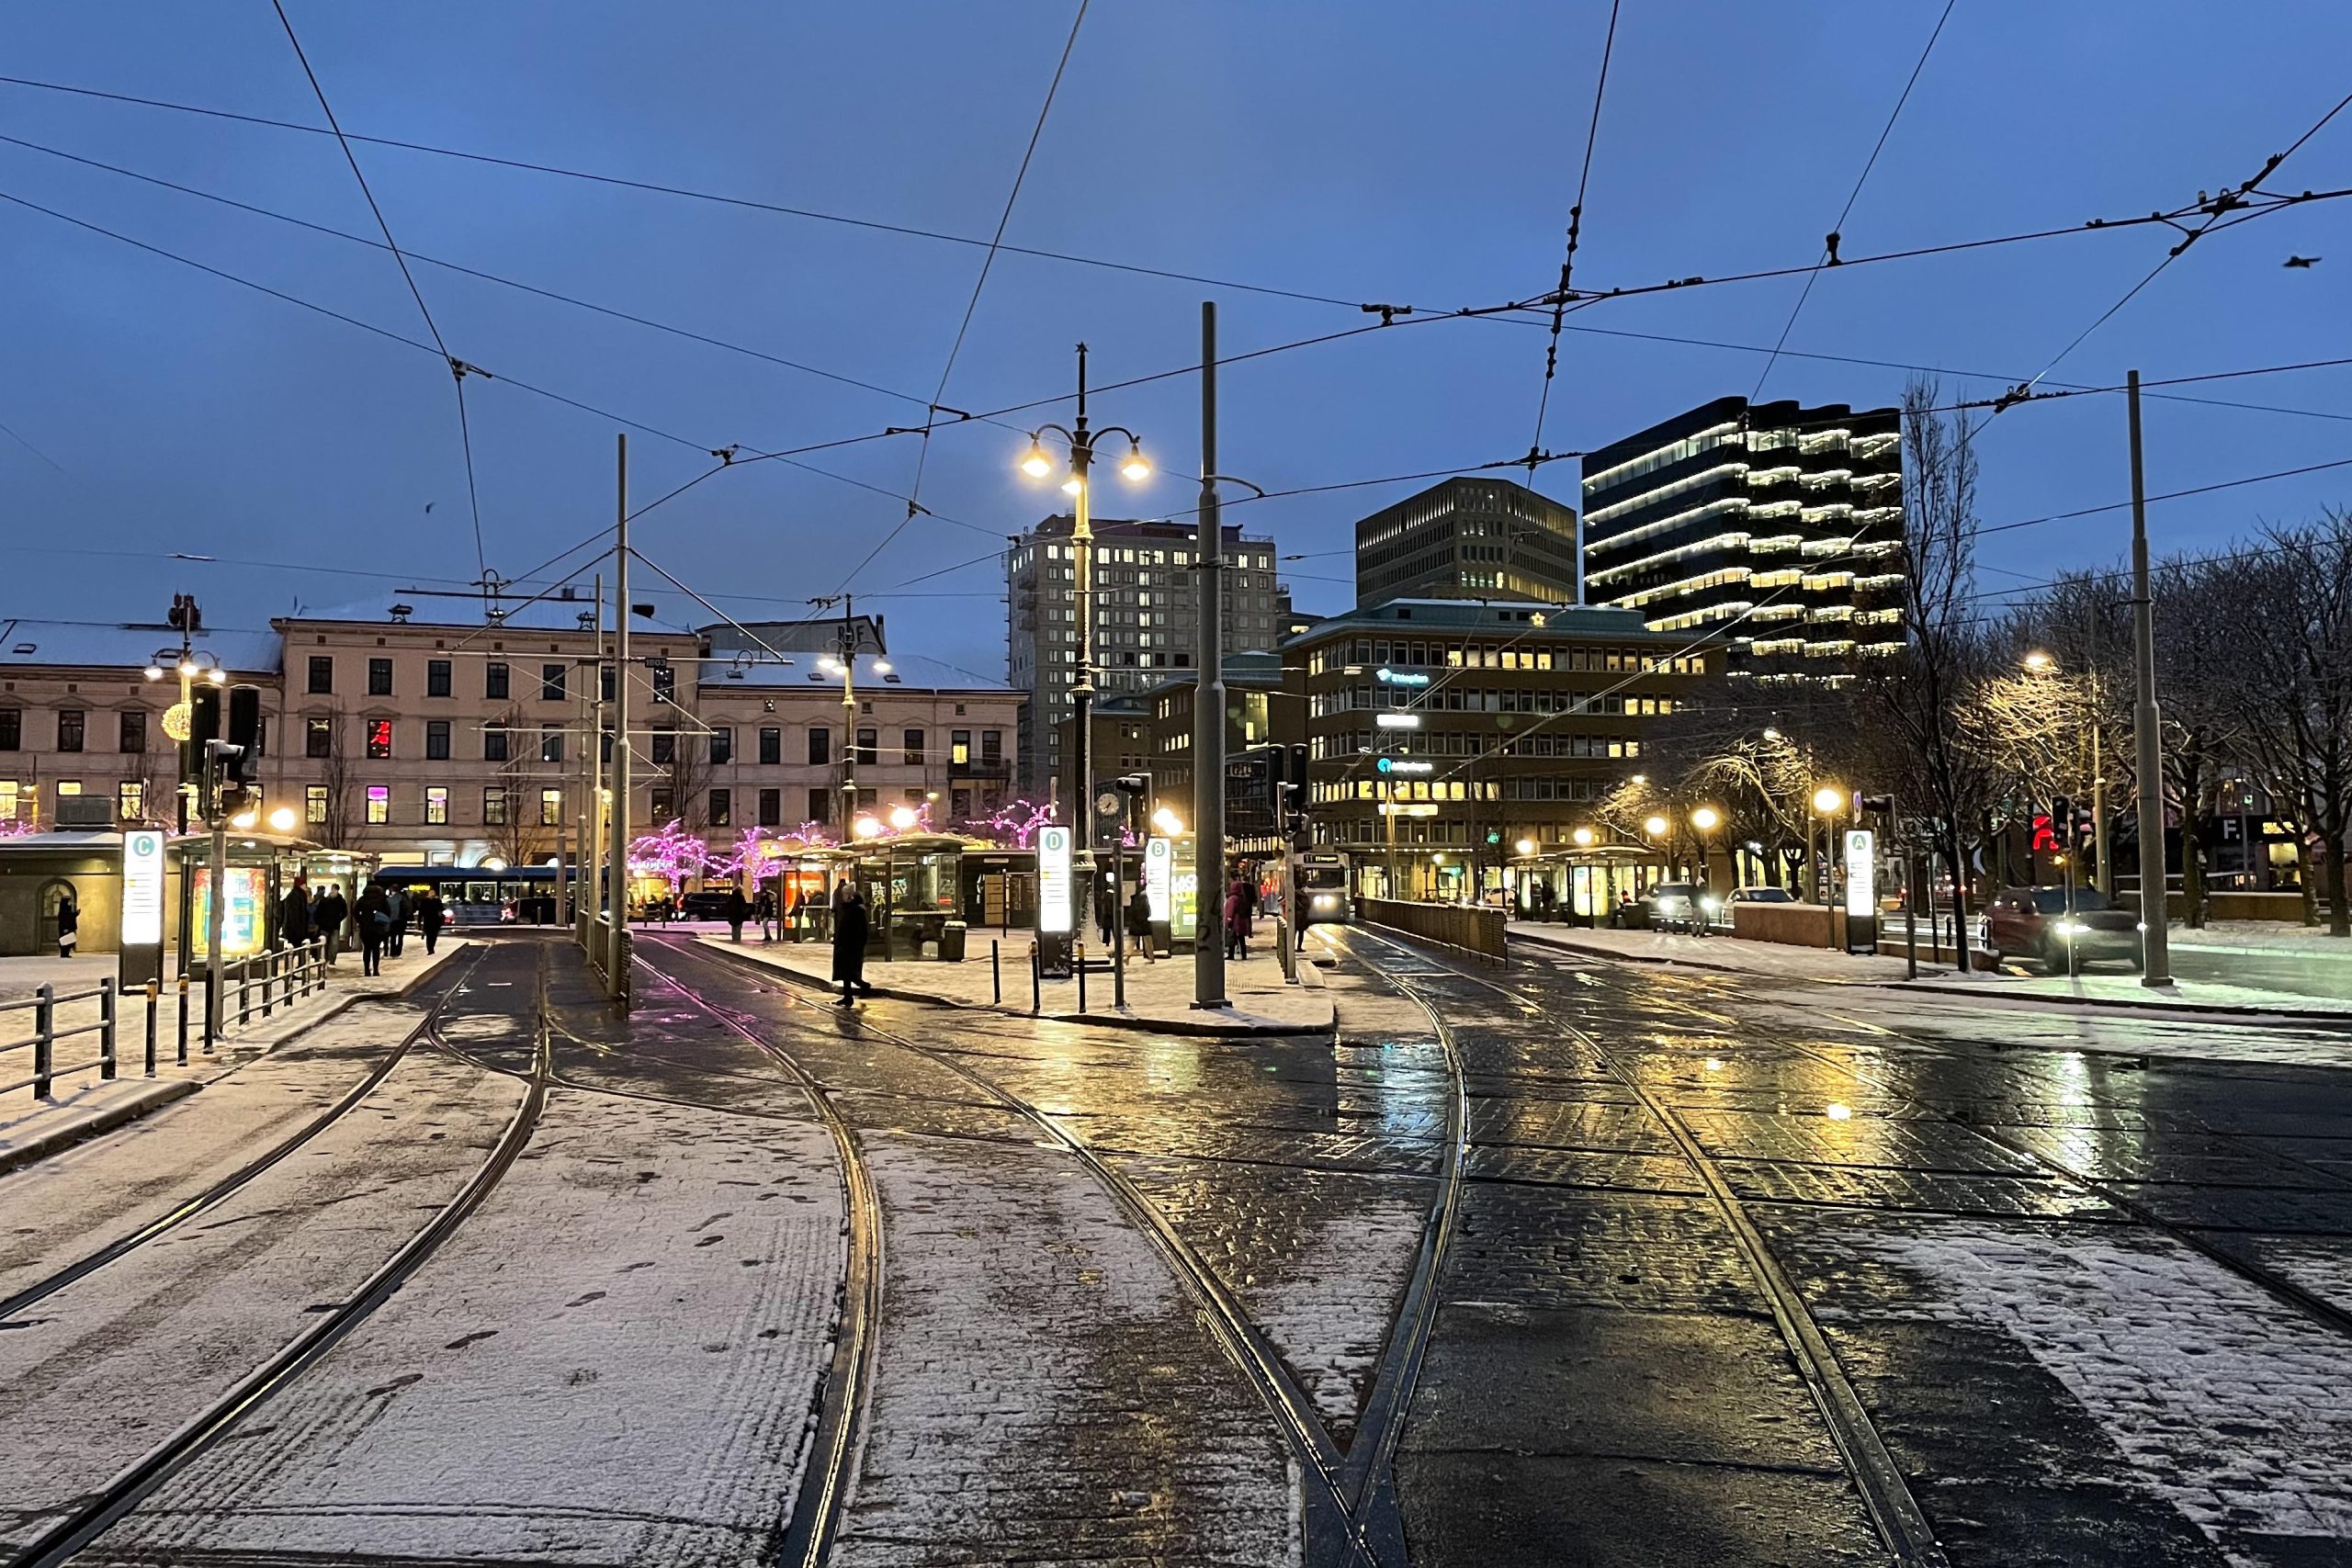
[1825,1101,1853,1121]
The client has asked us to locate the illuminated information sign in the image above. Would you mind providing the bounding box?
[1036,826,1073,935]
[1375,667,1430,685]
[121,829,165,946]
[1374,757,1433,775]
[1844,829,1876,918]
[1144,837,1172,923]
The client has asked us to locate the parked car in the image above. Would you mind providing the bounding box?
[1983,885,2143,972]
[1635,881,1712,932]
[1713,885,1796,929]
[678,888,740,920]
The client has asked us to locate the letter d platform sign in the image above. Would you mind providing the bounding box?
[1035,825,1074,978]
[120,828,166,988]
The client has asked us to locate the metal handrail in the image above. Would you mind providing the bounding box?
[0,978,117,1099]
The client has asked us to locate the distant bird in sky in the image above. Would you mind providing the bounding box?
[424,501,436,512]
[2284,254,2322,268]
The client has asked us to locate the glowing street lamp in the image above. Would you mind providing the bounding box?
[1572,827,1596,848]
[1644,815,1669,839]
[853,816,884,840]
[1516,838,1536,856]
[2023,649,2055,672]
[888,804,919,831]
[1812,785,1846,816]
[266,806,298,833]
[1151,806,1184,837]
[1690,807,1721,832]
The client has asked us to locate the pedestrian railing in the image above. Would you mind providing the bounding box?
[0,979,119,1100]
[1361,898,1508,964]
[214,940,331,1042]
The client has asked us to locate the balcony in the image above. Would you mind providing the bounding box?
[950,756,1012,780]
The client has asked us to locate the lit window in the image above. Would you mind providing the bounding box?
[118,781,144,820]
[540,787,563,827]
[424,786,448,825]
[366,785,390,824]
[306,784,327,824]
[366,719,393,759]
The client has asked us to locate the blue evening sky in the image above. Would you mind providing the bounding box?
[2,2,2346,677]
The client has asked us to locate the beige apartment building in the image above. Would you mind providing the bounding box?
[2,598,1019,867]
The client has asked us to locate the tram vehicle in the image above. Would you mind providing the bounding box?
[371,865,560,924]
[1295,852,1355,927]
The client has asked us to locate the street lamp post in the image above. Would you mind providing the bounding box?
[1020,344,1152,940]
[816,604,890,886]
[1810,785,1846,907]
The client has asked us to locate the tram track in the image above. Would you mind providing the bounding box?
[1343,922,1951,1568]
[6,942,550,1568]
[0,946,492,1327]
[638,934,1396,1568]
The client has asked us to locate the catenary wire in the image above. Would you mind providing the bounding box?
[1527,0,1623,466]
[1750,0,1954,400]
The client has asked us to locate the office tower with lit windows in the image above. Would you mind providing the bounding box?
[1353,477,1580,606]
[1579,398,1905,681]
[1004,515,1283,797]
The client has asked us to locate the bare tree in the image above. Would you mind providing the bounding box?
[312,704,366,851]
[1853,378,1995,968]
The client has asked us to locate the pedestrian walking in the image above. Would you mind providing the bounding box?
[725,882,750,943]
[1223,874,1251,962]
[315,885,349,964]
[1125,883,1155,962]
[417,889,446,954]
[279,874,311,949]
[831,880,874,1006]
[53,886,79,958]
[1238,866,1261,929]
[755,886,776,942]
[385,884,409,956]
[356,886,391,976]
[1094,877,1118,951]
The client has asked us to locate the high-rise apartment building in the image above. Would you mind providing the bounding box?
[1004,516,1283,797]
[1579,398,1905,680]
[1353,477,1580,606]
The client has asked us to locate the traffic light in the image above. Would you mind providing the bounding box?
[184,682,222,785]
[227,684,263,785]
[1858,793,1894,816]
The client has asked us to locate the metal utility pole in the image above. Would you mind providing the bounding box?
[606,434,630,996]
[574,571,600,932]
[2090,612,2111,897]
[1193,302,1229,1008]
[2128,371,2171,987]
[204,741,227,1042]
[1069,344,1098,898]
[840,597,859,843]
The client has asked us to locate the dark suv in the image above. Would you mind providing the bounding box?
[1984,886,2143,973]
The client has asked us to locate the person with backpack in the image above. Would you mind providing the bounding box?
[356,885,392,976]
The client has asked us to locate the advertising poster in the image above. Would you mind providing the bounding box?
[190,865,269,959]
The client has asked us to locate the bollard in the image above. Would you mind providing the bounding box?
[261,950,275,1019]
[99,977,117,1079]
[238,961,252,1029]
[145,982,160,1076]
[33,983,54,1099]
[991,940,1001,1005]
[1076,942,1088,1014]
[203,970,216,1055]
[177,976,190,1066]
[1031,944,1041,1017]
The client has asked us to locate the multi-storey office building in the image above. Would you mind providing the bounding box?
[1288,598,1718,899]
[1005,515,1284,797]
[1579,398,1904,680]
[1353,477,1580,606]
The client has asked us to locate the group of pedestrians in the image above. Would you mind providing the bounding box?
[277,875,443,976]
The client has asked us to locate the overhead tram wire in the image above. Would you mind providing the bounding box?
[269,0,492,586]
[845,0,1090,596]
[0,71,1404,314]
[1749,0,1954,400]
[1526,0,1623,471]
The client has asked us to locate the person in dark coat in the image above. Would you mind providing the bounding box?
[1223,875,1251,962]
[1125,884,1155,963]
[356,886,391,976]
[831,881,873,1006]
[279,875,311,949]
[754,886,776,942]
[1094,877,1118,950]
[314,885,349,964]
[384,885,409,956]
[416,890,446,954]
[725,883,751,943]
[54,886,79,958]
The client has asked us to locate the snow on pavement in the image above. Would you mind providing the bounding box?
[839,1133,1300,1568]
[105,1088,846,1567]
[1815,1220,2352,1556]
[0,1045,521,1551]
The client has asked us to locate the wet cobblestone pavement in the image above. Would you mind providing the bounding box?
[300,929,2352,1566]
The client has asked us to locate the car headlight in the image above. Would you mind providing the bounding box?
[1312,895,1337,910]
[2054,919,2086,936]
[1700,897,1721,913]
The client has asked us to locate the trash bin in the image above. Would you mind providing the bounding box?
[939,919,967,963]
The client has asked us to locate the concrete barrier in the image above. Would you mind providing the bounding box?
[1361,899,1507,963]
[1731,901,1838,948]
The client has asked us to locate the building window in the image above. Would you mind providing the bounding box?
[484,724,508,762]
[651,728,675,765]
[0,781,17,821]
[483,787,509,825]
[56,781,82,799]
[807,727,830,765]
[308,656,333,694]
[708,788,731,827]
[0,709,17,750]
[366,719,393,759]
[424,785,448,825]
[982,729,1003,762]
[57,710,85,752]
[368,658,392,696]
[709,727,733,765]
[808,787,831,824]
[952,729,971,764]
[306,784,327,824]
[541,787,563,827]
[759,727,781,765]
[903,728,924,765]
[541,725,563,763]
[427,659,452,697]
[366,784,390,825]
[541,663,566,702]
[118,780,143,820]
[485,661,509,700]
[758,787,781,827]
[304,716,331,758]
[855,728,877,766]
[650,786,674,820]
[119,709,146,752]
